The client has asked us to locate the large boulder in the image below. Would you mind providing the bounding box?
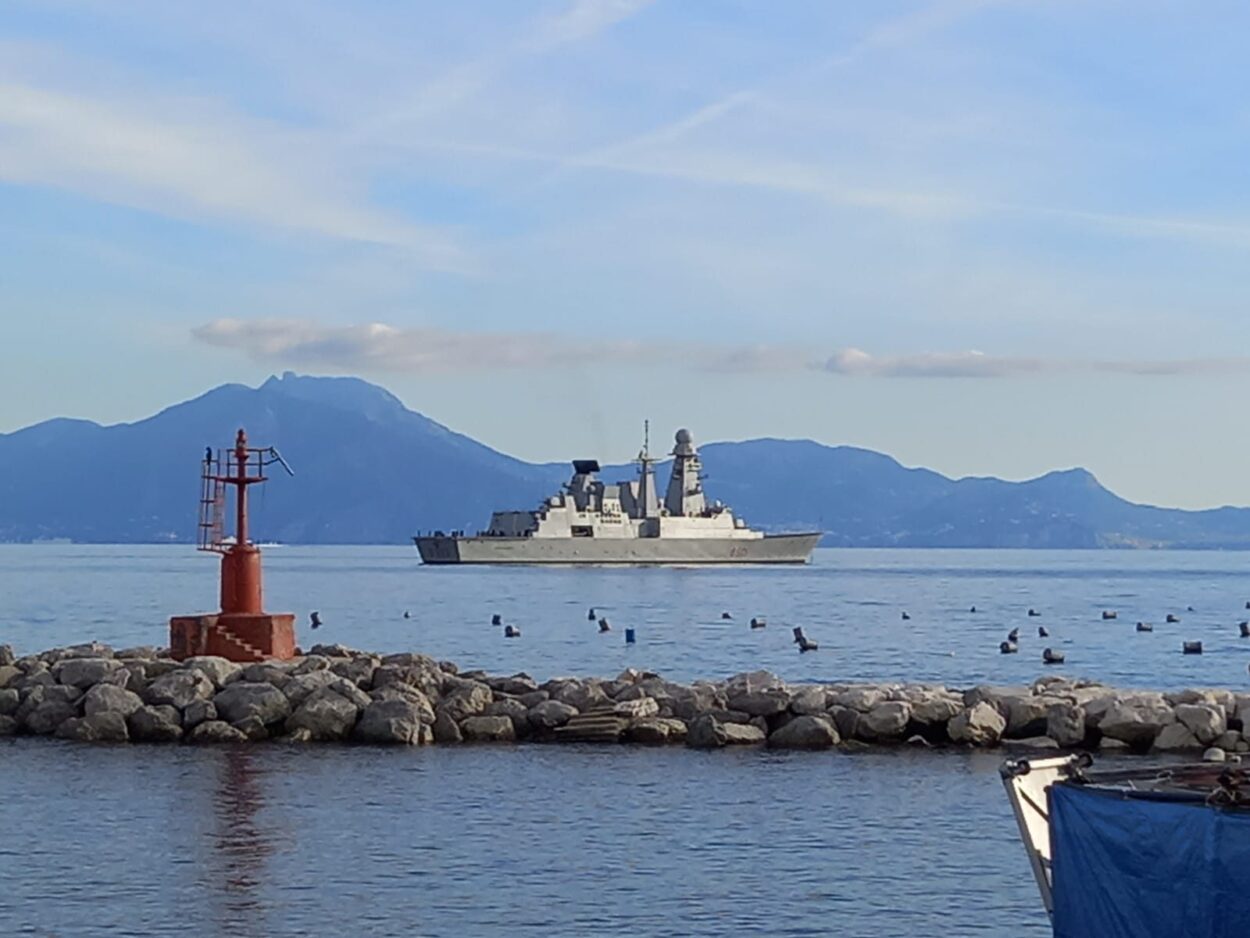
[55,712,129,743]
[669,685,725,722]
[547,678,609,713]
[214,681,293,726]
[830,686,886,713]
[789,687,828,715]
[181,656,241,689]
[948,702,1006,746]
[372,660,444,698]
[0,715,17,736]
[722,723,767,745]
[0,665,22,689]
[146,669,215,709]
[486,673,540,696]
[189,720,248,743]
[82,684,143,719]
[1174,704,1225,746]
[354,699,427,744]
[460,715,516,742]
[1153,723,1203,751]
[859,702,911,740]
[369,685,436,723]
[1046,703,1087,748]
[1005,696,1061,739]
[528,699,578,731]
[1098,701,1175,748]
[726,671,790,716]
[437,681,494,723]
[330,656,378,688]
[23,698,78,735]
[128,705,183,742]
[613,697,659,720]
[182,700,218,729]
[53,657,125,690]
[237,662,293,688]
[281,671,341,708]
[908,691,962,729]
[687,714,729,749]
[0,644,13,666]
[44,642,113,663]
[626,718,689,745]
[0,688,19,716]
[432,709,462,743]
[286,688,359,740]
[768,714,839,749]
[485,698,531,737]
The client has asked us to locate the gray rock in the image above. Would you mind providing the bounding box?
[0,664,21,689]
[23,699,77,735]
[626,718,688,745]
[547,678,609,713]
[831,686,886,713]
[728,687,792,717]
[370,662,446,699]
[237,662,293,687]
[0,715,17,736]
[307,643,358,658]
[830,706,861,741]
[128,705,183,742]
[768,714,839,749]
[1002,736,1060,750]
[146,669,215,709]
[1099,736,1132,752]
[1046,704,1087,748]
[789,687,828,715]
[1213,730,1241,751]
[859,701,911,740]
[368,684,436,722]
[722,723,767,745]
[486,673,540,696]
[286,688,359,740]
[485,698,531,737]
[687,714,728,749]
[143,660,180,680]
[214,681,292,726]
[44,642,113,662]
[1005,696,1061,739]
[613,697,659,720]
[432,708,462,743]
[0,687,19,716]
[234,716,269,741]
[1175,703,1225,746]
[437,681,493,723]
[115,646,160,660]
[1152,723,1202,751]
[948,702,1006,746]
[291,655,332,675]
[181,656,241,689]
[182,700,218,729]
[330,656,378,688]
[1098,701,1175,747]
[189,720,248,744]
[282,670,341,708]
[460,715,516,742]
[82,684,143,719]
[669,685,725,722]
[909,692,963,728]
[55,711,129,742]
[528,699,578,731]
[516,690,549,708]
[53,657,125,690]
[355,699,427,744]
[1204,747,1227,763]
[0,644,13,666]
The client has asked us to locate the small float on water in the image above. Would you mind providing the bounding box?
[1002,754,1250,937]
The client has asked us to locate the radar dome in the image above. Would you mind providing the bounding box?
[675,428,693,444]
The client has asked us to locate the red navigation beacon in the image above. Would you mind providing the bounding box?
[169,429,297,662]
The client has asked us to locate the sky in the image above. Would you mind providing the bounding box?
[2,1,1250,509]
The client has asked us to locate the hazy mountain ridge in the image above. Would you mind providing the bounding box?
[0,372,1247,548]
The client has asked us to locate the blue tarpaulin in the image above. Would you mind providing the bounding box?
[1050,782,1250,938]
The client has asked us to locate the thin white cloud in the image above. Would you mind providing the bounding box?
[0,81,469,270]
[527,0,656,51]
[193,319,1250,380]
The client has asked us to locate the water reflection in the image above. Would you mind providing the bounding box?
[211,746,273,931]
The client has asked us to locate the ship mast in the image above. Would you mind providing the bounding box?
[635,419,659,519]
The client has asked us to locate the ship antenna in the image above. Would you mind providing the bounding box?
[643,419,649,459]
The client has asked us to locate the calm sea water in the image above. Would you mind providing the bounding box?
[2,546,1247,936]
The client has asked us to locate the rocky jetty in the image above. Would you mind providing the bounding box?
[2,642,1248,758]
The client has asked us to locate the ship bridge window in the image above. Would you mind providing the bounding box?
[571,525,594,537]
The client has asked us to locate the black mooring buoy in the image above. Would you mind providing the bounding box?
[625,628,636,645]
[1167,614,1180,624]
[970,606,978,613]
[1007,628,1019,642]
[598,617,611,633]
[1042,648,1065,665]
[1038,626,1049,638]
[750,617,766,629]
[1028,609,1040,617]
[1000,641,1018,655]
[491,613,502,626]
[1102,611,1117,620]
[792,626,818,652]
[1240,621,1250,638]
[1136,621,1153,632]
[310,611,322,630]
[403,610,411,619]
[721,612,733,620]
[1182,641,1203,655]
[504,624,521,638]
[901,611,911,621]
[587,607,596,621]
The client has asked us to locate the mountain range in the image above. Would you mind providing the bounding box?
[1,372,1248,548]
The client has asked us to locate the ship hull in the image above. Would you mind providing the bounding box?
[413,532,820,565]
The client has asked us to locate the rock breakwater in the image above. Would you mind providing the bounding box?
[2,642,1248,758]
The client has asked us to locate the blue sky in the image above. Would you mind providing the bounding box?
[2,1,1250,508]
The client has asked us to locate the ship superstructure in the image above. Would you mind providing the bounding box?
[414,427,819,565]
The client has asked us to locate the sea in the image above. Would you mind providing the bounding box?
[3,545,1249,937]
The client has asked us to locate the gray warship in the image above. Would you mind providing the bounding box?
[413,427,821,565]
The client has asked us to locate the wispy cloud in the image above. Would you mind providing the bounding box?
[193,319,1250,380]
[0,81,469,269]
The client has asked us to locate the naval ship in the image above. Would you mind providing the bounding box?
[413,428,821,565]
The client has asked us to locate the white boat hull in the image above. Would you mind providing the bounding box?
[413,532,820,565]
